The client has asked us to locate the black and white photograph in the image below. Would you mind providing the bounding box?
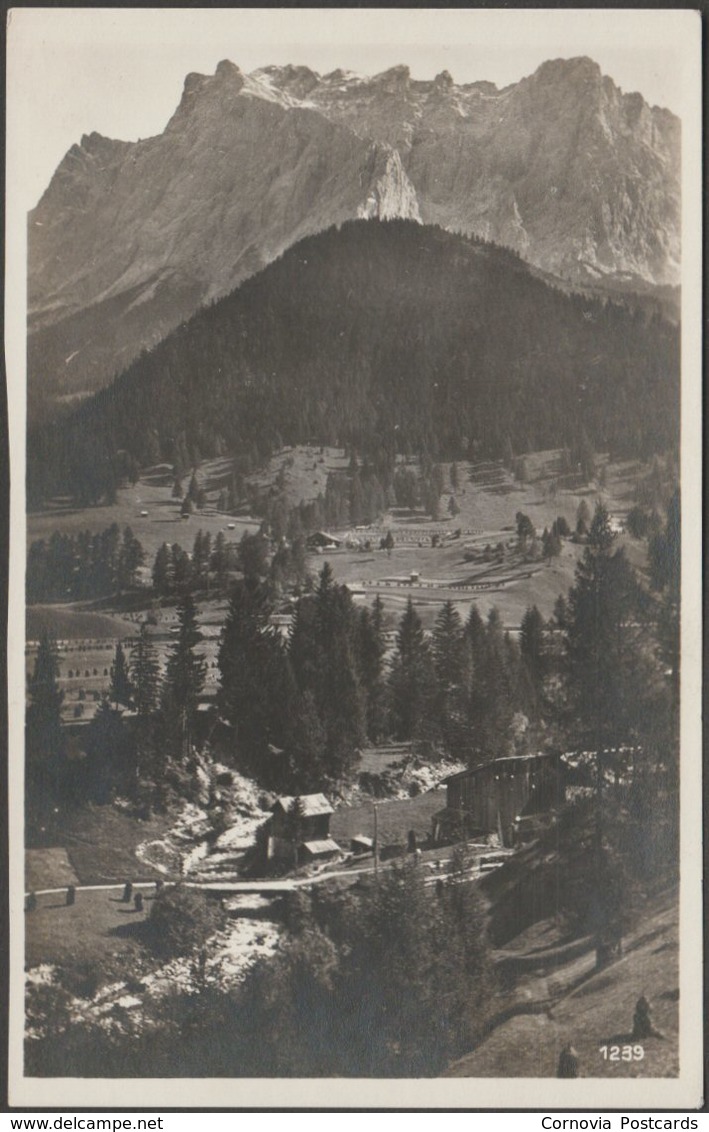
[6,7,703,1109]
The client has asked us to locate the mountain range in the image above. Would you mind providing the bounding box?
[28,56,680,409]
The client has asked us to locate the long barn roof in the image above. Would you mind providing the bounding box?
[443,751,561,784]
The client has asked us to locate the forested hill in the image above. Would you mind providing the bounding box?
[28,219,679,505]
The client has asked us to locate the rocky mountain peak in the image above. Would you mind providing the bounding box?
[372,64,411,94]
[433,70,454,92]
[532,55,603,87]
[215,58,243,81]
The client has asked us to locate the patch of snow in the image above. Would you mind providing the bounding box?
[26,964,57,987]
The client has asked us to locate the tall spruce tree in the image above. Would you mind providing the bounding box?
[26,631,65,828]
[118,526,145,590]
[162,593,206,760]
[566,502,643,755]
[389,598,436,741]
[470,608,520,761]
[131,623,161,718]
[311,564,366,780]
[109,641,133,708]
[218,578,289,777]
[287,691,327,793]
[152,542,172,595]
[130,622,162,791]
[520,605,546,713]
[357,595,387,742]
[432,600,467,751]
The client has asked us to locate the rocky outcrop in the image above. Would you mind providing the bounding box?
[357,149,421,221]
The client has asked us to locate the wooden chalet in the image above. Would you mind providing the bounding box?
[268,793,336,862]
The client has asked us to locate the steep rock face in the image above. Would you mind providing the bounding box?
[29,55,679,403]
[264,57,680,285]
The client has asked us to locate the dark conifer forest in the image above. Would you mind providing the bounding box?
[27,220,679,506]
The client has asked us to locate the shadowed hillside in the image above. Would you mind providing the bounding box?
[28,220,679,507]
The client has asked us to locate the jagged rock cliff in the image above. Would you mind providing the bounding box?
[28,56,680,404]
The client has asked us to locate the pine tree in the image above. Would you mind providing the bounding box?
[171,544,192,592]
[26,631,66,827]
[239,530,269,579]
[191,530,212,591]
[432,601,466,751]
[576,499,592,536]
[187,472,200,503]
[471,608,520,761]
[287,691,327,793]
[357,596,387,741]
[516,512,535,550]
[286,796,306,867]
[152,543,172,595]
[84,697,137,802]
[389,599,436,741]
[520,605,545,713]
[117,526,145,590]
[131,622,161,718]
[542,526,562,563]
[565,502,647,778]
[211,531,229,591]
[311,565,366,779]
[162,594,206,760]
[109,641,133,708]
[218,578,289,775]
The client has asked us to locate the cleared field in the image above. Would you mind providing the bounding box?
[26,605,135,642]
[325,542,585,628]
[248,444,350,509]
[25,887,152,971]
[321,453,644,627]
[27,462,259,564]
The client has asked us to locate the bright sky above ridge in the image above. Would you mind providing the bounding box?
[9,7,692,210]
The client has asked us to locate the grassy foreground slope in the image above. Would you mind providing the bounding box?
[446,893,678,1078]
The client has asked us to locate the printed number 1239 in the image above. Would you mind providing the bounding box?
[599,1045,644,1061]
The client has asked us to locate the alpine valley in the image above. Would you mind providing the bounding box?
[24,49,684,1085]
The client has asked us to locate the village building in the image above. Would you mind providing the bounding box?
[306,531,342,550]
[432,752,566,848]
[267,792,337,862]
